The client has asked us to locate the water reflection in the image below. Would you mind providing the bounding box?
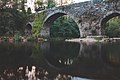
[102,42,120,66]
[44,42,80,68]
[44,42,120,79]
[71,77,92,80]
[0,42,120,79]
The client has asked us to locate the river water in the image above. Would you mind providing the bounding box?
[0,41,120,80]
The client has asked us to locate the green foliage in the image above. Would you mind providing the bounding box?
[35,0,45,11]
[47,0,56,8]
[21,0,26,15]
[0,0,29,36]
[36,0,44,7]
[27,7,32,15]
[26,35,34,41]
[0,8,26,35]
[91,27,97,35]
[105,17,120,37]
[50,16,80,38]
[14,32,21,41]
[32,11,46,37]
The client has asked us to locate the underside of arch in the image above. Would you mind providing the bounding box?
[101,12,120,34]
[43,13,67,28]
[41,12,80,38]
[26,22,32,30]
[41,12,67,37]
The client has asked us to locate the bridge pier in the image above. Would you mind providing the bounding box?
[40,27,50,38]
[77,22,91,38]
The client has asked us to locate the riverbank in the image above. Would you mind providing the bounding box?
[65,38,98,43]
[0,36,48,43]
[1,35,120,43]
[65,37,120,43]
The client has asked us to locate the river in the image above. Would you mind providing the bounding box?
[0,41,120,80]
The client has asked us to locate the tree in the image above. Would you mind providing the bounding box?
[21,0,26,15]
[0,0,28,36]
[35,0,45,11]
[32,12,46,37]
[27,7,32,15]
[36,0,44,7]
[105,17,120,37]
[50,16,80,38]
[47,0,56,8]
[91,27,97,35]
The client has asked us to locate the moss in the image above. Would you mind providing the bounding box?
[32,11,47,37]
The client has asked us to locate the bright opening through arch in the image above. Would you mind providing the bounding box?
[50,15,80,38]
[101,13,120,37]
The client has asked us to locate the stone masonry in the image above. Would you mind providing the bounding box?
[36,1,120,37]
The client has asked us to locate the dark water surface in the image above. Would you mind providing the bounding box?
[0,41,120,80]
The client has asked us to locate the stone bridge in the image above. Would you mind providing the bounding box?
[33,1,120,37]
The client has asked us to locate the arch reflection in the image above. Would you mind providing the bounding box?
[44,42,80,68]
[44,42,120,79]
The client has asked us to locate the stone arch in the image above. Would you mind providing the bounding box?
[41,11,80,37]
[26,22,32,30]
[25,22,32,35]
[100,11,120,35]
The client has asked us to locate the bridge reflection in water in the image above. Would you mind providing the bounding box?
[44,42,120,80]
[0,42,120,79]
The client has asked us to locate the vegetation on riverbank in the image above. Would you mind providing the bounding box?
[0,35,47,43]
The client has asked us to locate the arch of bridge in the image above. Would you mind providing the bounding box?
[39,1,120,37]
